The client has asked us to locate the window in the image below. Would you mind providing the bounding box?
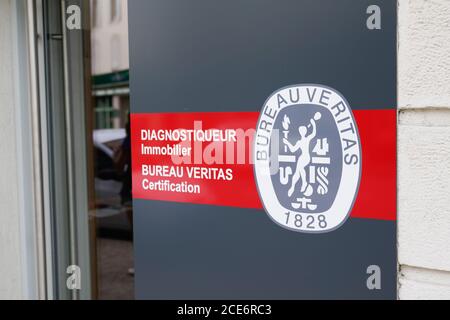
[110,0,121,23]
[91,0,99,27]
[110,35,121,71]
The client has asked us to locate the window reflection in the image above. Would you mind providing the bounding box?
[111,0,121,23]
[90,0,133,300]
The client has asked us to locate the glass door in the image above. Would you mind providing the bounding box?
[35,0,134,300]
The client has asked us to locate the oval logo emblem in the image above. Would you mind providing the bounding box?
[254,84,362,233]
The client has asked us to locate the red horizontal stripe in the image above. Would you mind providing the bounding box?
[351,109,397,221]
[131,109,396,221]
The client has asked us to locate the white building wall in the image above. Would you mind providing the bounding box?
[0,0,24,299]
[398,0,450,299]
[91,0,129,75]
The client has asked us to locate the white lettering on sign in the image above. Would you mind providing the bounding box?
[135,118,249,199]
[140,127,237,143]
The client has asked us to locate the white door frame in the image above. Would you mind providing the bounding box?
[13,0,93,300]
[10,0,46,300]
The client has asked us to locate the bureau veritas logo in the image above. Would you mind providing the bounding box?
[254,85,362,233]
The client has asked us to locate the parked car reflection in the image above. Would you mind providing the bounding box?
[92,129,132,239]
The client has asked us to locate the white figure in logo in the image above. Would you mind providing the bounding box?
[283,112,322,198]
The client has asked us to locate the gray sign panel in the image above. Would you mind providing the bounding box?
[129,0,397,299]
